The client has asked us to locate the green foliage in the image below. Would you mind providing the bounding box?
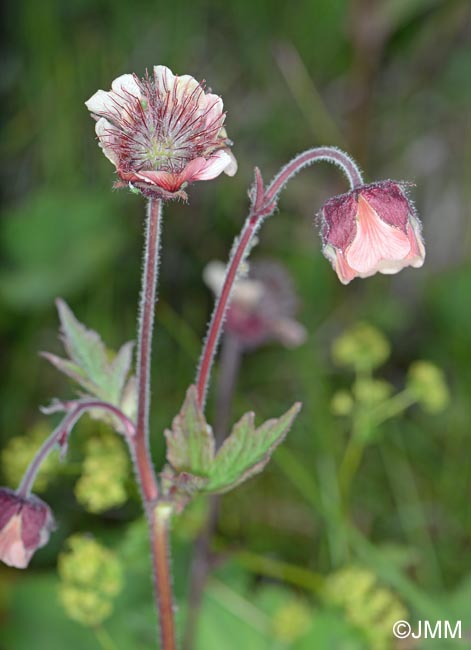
[0,191,126,309]
[43,300,136,425]
[164,386,301,501]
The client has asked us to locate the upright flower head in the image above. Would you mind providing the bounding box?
[0,487,55,568]
[319,181,425,284]
[85,66,237,201]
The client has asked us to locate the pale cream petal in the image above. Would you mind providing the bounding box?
[95,118,119,166]
[154,65,176,92]
[85,89,114,115]
[271,318,308,348]
[111,74,140,99]
[174,74,203,105]
[223,150,238,176]
[204,93,224,128]
[346,195,410,274]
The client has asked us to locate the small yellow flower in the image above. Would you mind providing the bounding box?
[58,535,123,627]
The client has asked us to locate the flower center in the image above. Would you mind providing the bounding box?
[146,136,176,169]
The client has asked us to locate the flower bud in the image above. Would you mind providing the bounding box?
[0,487,55,568]
[320,181,425,284]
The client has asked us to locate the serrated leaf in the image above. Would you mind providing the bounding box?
[205,402,301,494]
[43,300,135,414]
[164,386,215,476]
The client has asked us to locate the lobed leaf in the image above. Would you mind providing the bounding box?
[43,300,135,416]
[205,402,302,493]
[164,386,215,477]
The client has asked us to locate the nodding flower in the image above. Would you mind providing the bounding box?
[319,181,425,284]
[0,487,55,569]
[86,66,237,201]
[204,260,307,349]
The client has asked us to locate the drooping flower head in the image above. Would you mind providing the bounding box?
[204,260,307,349]
[85,66,237,201]
[0,487,55,568]
[319,181,425,284]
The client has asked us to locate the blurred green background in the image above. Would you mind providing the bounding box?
[1,0,470,648]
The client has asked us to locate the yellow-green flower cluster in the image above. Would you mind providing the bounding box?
[75,433,129,513]
[324,566,407,650]
[272,599,313,643]
[58,534,123,627]
[2,422,60,492]
[332,323,390,372]
[407,361,450,414]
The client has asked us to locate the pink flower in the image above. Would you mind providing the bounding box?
[85,66,237,200]
[0,487,55,569]
[204,260,307,349]
[319,181,425,284]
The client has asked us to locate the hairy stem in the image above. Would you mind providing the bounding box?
[135,198,162,504]
[196,147,363,407]
[17,400,135,498]
[184,334,243,649]
[134,198,176,650]
[149,503,176,650]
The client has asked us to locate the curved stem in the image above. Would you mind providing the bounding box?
[135,198,162,503]
[17,400,135,498]
[196,147,363,407]
[265,146,363,204]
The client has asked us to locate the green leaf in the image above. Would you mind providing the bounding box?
[206,402,301,494]
[164,386,215,477]
[43,300,135,414]
[163,386,301,500]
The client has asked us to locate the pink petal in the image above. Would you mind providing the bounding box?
[405,214,426,268]
[187,151,234,182]
[346,195,411,274]
[0,515,29,569]
[135,169,182,191]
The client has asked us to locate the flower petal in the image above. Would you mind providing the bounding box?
[204,93,225,130]
[154,65,176,92]
[85,89,115,115]
[95,118,119,166]
[346,195,411,274]
[405,214,426,268]
[111,74,141,99]
[0,515,29,568]
[185,151,234,182]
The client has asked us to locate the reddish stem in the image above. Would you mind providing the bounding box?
[134,198,176,650]
[196,146,363,407]
[149,504,176,650]
[17,400,135,498]
[135,198,162,504]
